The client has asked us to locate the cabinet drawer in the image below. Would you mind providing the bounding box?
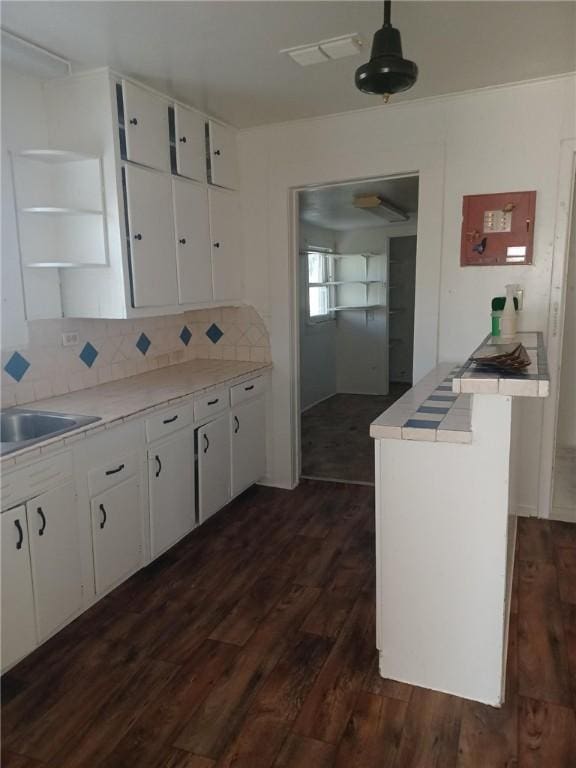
[230,376,266,407]
[194,390,229,422]
[88,452,139,497]
[2,452,73,510]
[145,404,193,443]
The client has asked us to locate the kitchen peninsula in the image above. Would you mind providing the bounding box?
[370,332,549,706]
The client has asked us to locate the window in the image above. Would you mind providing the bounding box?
[306,249,334,321]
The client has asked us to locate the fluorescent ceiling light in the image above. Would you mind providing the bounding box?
[354,194,410,222]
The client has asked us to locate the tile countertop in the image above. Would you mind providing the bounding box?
[370,363,472,444]
[451,332,550,397]
[1,359,271,467]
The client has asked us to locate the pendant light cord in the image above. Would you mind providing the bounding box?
[383,0,391,27]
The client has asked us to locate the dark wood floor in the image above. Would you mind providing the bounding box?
[301,386,410,484]
[2,481,576,768]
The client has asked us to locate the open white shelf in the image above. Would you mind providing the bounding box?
[17,149,99,164]
[21,206,103,216]
[310,280,385,287]
[330,304,386,312]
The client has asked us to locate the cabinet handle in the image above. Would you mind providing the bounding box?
[14,519,23,550]
[203,433,209,453]
[179,136,187,143]
[234,415,240,434]
[99,503,107,529]
[214,149,221,156]
[129,117,138,125]
[155,455,162,477]
[162,415,178,424]
[213,242,220,249]
[244,385,254,391]
[178,238,187,245]
[37,506,47,537]
[105,463,125,476]
[207,398,219,406]
[134,233,143,241]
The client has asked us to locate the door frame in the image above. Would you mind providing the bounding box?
[538,139,576,518]
[291,168,436,485]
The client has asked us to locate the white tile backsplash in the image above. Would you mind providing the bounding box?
[1,306,271,407]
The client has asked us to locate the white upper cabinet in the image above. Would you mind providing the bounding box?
[209,187,243,302]
[122,80,170,172]
[124,164,179,308]
[27,483,83,642]
[1,505,37,671]
[208,120,238,190]
[173,177,213,305]
[173,105,206,182]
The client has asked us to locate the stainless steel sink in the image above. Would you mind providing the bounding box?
[1,408,101,455]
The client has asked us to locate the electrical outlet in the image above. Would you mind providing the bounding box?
[61,332,80,347]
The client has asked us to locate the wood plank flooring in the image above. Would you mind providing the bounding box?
[2,481,576,767]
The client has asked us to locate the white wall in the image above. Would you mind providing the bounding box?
[557,190,576,448]
[238,74,576,502]
[299,221,338,410]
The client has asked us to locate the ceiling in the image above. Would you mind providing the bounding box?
[299,176,419,231]
[2,2,574,128]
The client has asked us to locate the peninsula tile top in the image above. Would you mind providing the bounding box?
[370,363,472,443]
[451,332,550,397]
[1,359,271,466]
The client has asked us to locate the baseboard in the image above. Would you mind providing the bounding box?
[301,392,337,413]
[516,504,537,518]
[551,506,576,523]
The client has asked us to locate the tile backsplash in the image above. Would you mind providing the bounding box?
[1,306,271,407]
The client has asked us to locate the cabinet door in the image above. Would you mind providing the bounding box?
[124,164,179,308]
[208,120,238,189]
[1,506,37,671]
[209,187,243,302]
[197,415,231,524]
[91,477,142,596]
[122,80,170,172]
[173,178,213,305]
[149,429,195,558]
[175,105,206,182]
[231,398,266,498]
[27,483,83,642]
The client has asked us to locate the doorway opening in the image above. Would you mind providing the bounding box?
[298,175,418,485]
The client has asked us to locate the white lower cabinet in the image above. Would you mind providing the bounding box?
[197,414,231,524]
[1,505,37,671]
[231,397,266,497]
[27,483,83,642]
[91,477,142,595]
[149,428,195,558]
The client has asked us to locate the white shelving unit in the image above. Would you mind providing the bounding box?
[326,252,387,314]
[12,149,108,269]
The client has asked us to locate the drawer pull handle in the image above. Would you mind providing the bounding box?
[244,385,255,391]
[234,416,240,434]
[207,398,219,406]
[99,503,107,529]
[14,519,23,550]
[162,415,178,424]
[37,507,47,537]
[155,455,162,477]
[105,463,125,476]
[203,434,209,453]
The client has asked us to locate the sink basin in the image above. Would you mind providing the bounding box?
[1,408,101,455]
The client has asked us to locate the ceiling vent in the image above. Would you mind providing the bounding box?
[282,34,363,67]
[353,194,410,222]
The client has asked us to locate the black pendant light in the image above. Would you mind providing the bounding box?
[355,0,418,102]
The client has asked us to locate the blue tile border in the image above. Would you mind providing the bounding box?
[79,342,98,368]
[136,332,151,355]
[404,419,442,429]
[417,406,450,414]
[179,326,192,346]
[206,323,224,344]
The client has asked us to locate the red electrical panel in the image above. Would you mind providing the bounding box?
[460,191,536,267]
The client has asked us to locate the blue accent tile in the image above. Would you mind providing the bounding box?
[4,351,30,382]
[179,325,192,346]
[417,406,450,414]
[206,323,223,344]
[79,342,98,368]
[136,332,151,355]
[428,394,458,401]
[436,385,452,391]
[404,419,441,429]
